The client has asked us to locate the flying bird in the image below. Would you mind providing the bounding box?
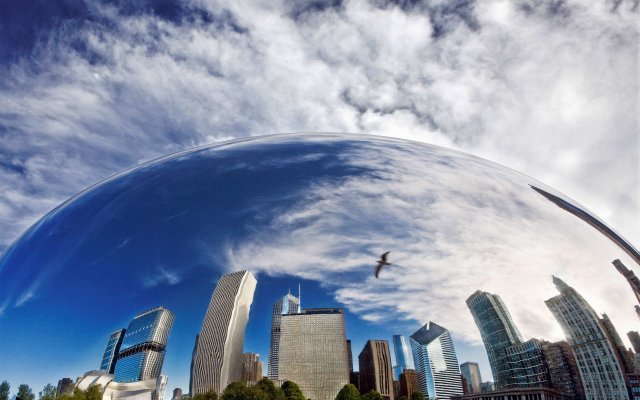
[375,251,391,278]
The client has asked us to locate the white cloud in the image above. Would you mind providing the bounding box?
[142,266,182,288]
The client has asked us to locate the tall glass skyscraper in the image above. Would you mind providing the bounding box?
[392,335,413,380]
[101,328,126,373]
[268,292,301,379]
[459,362,481,393]
[545,276,630,400]
[190,270,257,395]
[466,290,523,388]
[410,322,463,400]
[114,307,175,383]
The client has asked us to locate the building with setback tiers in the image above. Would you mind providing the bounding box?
[278,308,349,400]
[359,340,395,400]
[545,276,629,400]
[190,271,257,395]
[268,292,301,379]
[410,322,463,400]
[114,307,175,383]
[241,353,263,382]
[466,291,523,389]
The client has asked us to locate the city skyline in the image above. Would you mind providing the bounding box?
[1,135,637,395]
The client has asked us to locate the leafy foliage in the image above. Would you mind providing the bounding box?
[221,382,250,400]
[334,384,360,400]
[0,381,9,400]
[17,384,35,400]
[253,379,284,400]
[361,391,383,400]
[193,390,219,400]
[281,381,305,400]
[37,384,56,400]
[410,392,424,400]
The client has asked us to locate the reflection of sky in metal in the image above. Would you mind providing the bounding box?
[0,133,637,392]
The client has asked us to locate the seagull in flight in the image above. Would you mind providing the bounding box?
[375,251,391,278]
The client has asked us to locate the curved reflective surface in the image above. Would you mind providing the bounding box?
[0,133,638,397]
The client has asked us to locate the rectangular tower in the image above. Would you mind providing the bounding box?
[358,340,395,400]
[278,308,349,400]
[392,335,413,380]
[241,353,263,383]
[268,293,301,379]
[101,328,126,374]
[190,270,257,395]
[459,362,481,394]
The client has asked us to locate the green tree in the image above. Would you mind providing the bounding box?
[221,382,249,400]
[398,396,407,400]
[361,391,383,400]
[410,392,423,400]
[84,384,102,400]
[0,381,10,400]
[17,384,35,400]
[281,381,305,400]
[253,379,284,400]
[57,394,73,400]
[38,384,56,400]
[71,387,85,400]
[194,390,219,400]
[334,384,360,400]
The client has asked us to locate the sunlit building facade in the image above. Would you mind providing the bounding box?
[459,362,481,394]
[268,292,301,379]
[410,322,463,400]
[399,369,419,399]
[546,276,629,400]
[190,270,257,395]
[466,291,523,389]
[393,335,413,380]
[278,308,349,400]
[114,307,175,383]
[359,340,395,400]
[241,353,263,382]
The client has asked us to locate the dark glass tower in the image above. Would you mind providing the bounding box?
[114,306,175,383]
[100,328,126,373]
[466,291,523,388]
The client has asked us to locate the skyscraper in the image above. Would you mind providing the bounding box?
[503,338,550,388]
[347,340,354,373]
[392,335,413,380]
[628,331,640,354]
[545,276,629,400]
[613,259,640,303]
[114,307,175,383]
[600,313,637,375]
[190,270,257,395]
[101,329,126,374]
[268,292,301,379]
[399,369,418,399]
[278,308,349,400]
[241,353,263,382]
[172,388,183,400]
[459,362,481,394]
[56,378,74,397]
[466,291,523,388]
[359,340,395,400]
[410,322,463,400]
[540,340,584,400]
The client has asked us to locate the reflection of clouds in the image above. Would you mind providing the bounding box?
[227,142,638,345]
[142,267,182,288]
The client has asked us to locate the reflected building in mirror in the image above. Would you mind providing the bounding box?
[190,270,257,395]
[410,321,463,400]
[459,362,481,394]
[101,329,126,374]
[546,276,630,399]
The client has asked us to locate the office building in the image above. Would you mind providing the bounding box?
[398,369,418,399]
[451,386,568,400]
[601,313,637,374]
[629,332,640,354]
[172,388,182,400]
[613,259,640,303]
[268,292,301,379]
[410,321,463,400]
[545,275,629,399]
[359,340,395,400]
[101,329,126,374]
[56,378,74,397]
[466,291,523,389]
[241,353,263,382]
[393,335,413,380]
[278,308,349,400]
[459,362,481,394]
[480,382,494,393]
[190,270,257,395]
[114,307,175,383]
[347,340,354,373]
[504,338,550,388]
[540,341,584,400]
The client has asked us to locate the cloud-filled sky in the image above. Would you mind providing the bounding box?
[0,0,638,256]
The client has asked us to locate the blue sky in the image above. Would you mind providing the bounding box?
[0,0,638,396]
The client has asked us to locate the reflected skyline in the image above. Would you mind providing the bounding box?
[0,133,638,394]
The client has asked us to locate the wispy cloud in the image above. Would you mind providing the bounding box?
[142,266,182,288]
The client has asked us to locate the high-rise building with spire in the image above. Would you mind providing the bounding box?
[392,335,413,380]
[545,276,629,400]
[268,291,301,379]
[410,322,463,400]
[465,291,523,388]
[114,307,175,383]
[190,270,257,395]
[359,340,395,400]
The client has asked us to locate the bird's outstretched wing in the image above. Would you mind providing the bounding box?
[375,262,383,278]
[381,251,390,263]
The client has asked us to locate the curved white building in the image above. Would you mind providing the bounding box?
[75,370,168,400]
[190,270,257,395]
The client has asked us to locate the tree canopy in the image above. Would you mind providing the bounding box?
[281,381,305,400]
[334,384,360,400]
[361,391,383,400]
[0,381,10,400]
[410,392,424,400]
[17,384,35,400]
[37,384,56,400]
